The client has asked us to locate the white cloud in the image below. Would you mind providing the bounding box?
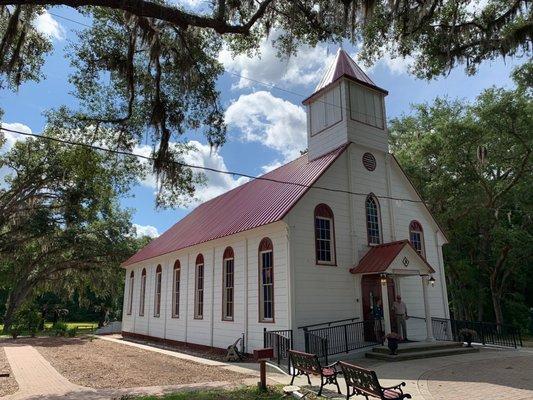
[136,141,248,206]
[225,91,307,167]
[133,223,160,238]
[34,10,66,40]
[219,31,335,90]
[1,122,30,152]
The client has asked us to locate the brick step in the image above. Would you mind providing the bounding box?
[371,341,464,354]
[365,346,479,361]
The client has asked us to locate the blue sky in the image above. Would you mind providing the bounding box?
[0,6,524,237]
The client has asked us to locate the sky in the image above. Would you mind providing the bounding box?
[0,6,524,238]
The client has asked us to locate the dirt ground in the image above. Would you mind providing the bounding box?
[3,336,252,389]
[0,347,18,397]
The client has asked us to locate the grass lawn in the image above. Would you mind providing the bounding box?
[135,387,286,400]
[0,321,98,335]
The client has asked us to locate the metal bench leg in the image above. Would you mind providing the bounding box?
[334,376,341,394]
[290,372,296,385]
[307,373,311,385]
[318,375,324,396]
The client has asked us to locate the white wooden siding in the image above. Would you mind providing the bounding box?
[122,221,290,352]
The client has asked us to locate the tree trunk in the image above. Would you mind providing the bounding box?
[3,281,33,332]
[491,287,504,326]
[477,282,485,321]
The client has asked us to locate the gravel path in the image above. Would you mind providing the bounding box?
[5,336,252,389]
[0,347,19,397]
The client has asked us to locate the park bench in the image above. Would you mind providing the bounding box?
[339,361,411,400]
[288,350,341,396]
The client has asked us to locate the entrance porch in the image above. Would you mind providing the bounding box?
[350,240,437,341]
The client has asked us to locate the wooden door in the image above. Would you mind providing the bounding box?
[361,275,396,339]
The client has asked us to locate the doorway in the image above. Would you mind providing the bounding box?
[361,275,397,336]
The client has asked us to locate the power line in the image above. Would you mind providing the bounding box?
[2,125,428,204]
[46,11,378,118]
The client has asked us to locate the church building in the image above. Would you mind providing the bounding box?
[121,49,451,354]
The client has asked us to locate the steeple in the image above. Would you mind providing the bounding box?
[312,49,387,97]
[303,49,389,161]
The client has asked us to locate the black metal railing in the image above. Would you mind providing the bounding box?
[410,316,522,348]
[302,319,382,364]
[446,319,522,348]
[263,328,293,367]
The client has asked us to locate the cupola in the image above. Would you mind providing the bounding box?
[303,49,389,160]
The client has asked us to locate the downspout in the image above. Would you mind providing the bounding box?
[210,247,215,348]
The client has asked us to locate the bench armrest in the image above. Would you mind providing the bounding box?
[381,381,406,393]
[324,361,340,371]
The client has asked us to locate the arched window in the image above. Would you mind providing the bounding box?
[258,238,274,322]
[172,260,180,318]
[139,268,147,316]
[222,247,235,321]
[154,265,162,317]
[366,194,382,245]
[409,220,425,257]
[194,254,204,319]
[127,271,134,315]
[314,204,336,265]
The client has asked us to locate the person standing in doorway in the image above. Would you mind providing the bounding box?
[372,298,384,342]
[392,295,409,341]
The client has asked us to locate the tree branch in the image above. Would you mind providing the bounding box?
[0,0,275,34]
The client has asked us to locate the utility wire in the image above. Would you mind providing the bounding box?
[2,126,427,204]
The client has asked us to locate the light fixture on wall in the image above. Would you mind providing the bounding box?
[428,276,436,287]
[380,274,388,285]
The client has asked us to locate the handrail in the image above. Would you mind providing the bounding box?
[298,316,360,330]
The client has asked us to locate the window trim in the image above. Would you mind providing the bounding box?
[154,264,162,317]
[139,268,146,316]
[127,271,134,315]
[409,220,426,258]
[258,238,275,323]
[222,247,235,322]
[314,203,337,266]
[194,254,204,320]
[348,81,385,130]
[365,194,383,246]
[171,260,180,318]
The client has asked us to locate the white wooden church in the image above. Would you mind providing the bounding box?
[121,49,451,354]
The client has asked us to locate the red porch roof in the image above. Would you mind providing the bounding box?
[122,144,349,267]
[349,240,436,274]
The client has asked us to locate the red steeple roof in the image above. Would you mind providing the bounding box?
[304,48,387,104]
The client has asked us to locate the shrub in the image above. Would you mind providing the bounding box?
[52,322,69,337]
[67,327,78,337]
[9,306,42,338]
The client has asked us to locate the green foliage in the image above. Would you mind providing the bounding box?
[132,386,285,400]
[0,128,143,330]
[390,64,532,326]
[1,1,530,207]
[67,326,78,337]
[51,322,68,337]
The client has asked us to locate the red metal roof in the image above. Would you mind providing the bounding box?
[349,240,436,274]
[122,144,349,267]
[304,49,387,104]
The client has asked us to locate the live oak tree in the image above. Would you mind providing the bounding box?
[389,64,532,326]
[1,1,531,204]
[0,131,144,331]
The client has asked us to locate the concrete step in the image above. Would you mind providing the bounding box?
[371,341,464,354]
[365,345,479,361]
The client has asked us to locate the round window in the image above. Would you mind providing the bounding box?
[362,152,376,171]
